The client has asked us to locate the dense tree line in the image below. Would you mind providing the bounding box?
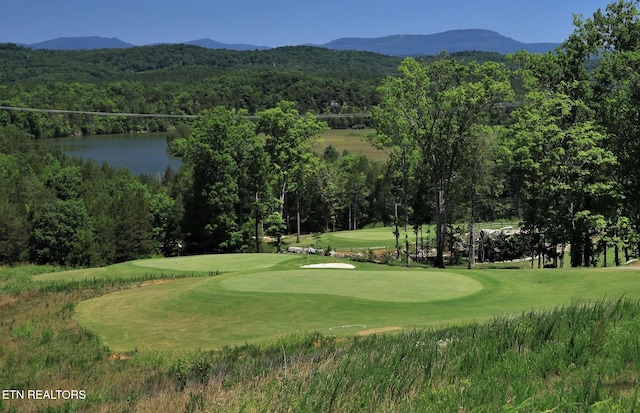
[0,103,390,265]
[0,44,405,84]
[0,45,509,138]
[371,0,640,268]
[0,44,507,84]
[0,125,174,265]
[0,72,379,137]
[2,1,640,268]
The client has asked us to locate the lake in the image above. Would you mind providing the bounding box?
[39,133,183,177]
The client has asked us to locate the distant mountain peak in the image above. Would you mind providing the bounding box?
[18,29,559,55]
[28,36,133,50]
[321,29,558,56]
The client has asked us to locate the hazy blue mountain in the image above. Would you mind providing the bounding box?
[19,29,559,55]
[320,29,560,56]
[28,36,133,50]
[185,38,269,51]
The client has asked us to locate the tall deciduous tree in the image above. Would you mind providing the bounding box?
[585,0,640,255]
[371,100,418,266]
[375,56,513,267]
[29,199,93,265]
[509,90,617,267]
[257,101,327,242]
[184,107,254,252]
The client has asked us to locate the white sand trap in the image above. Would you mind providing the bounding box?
[301,263,356,269]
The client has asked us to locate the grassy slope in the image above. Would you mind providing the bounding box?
[4,260,640,411]
[65,253,640,352]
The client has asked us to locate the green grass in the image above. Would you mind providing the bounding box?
[54,253,640,352]
[32,254,300,282]
[4,261,640,412]
[313,128,387,162]
[290,220,521,251]
[292,225,410,250]
[219,268,482,302]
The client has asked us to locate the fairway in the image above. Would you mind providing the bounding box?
[68,253,640,352]
[294,226,400,250]
[132,253,299,273]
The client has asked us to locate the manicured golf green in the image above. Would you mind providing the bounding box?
[220,269,482,302]
[68,253,640,352]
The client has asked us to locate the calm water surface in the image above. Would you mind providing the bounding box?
[40,133,183,177]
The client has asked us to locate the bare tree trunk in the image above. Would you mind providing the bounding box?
[468,221,475,269]
[278,179,287,217]
[468,192,476,270]
[394,203,400,260]
[584,232,591,267]
[404,196,410,268]
[296,189,301,244]
[255,192,260,253]
[405,232,410,267]
[434,187,446,268]
[420,226,424,263]
[537,235,542,269]
[353,203,357,230]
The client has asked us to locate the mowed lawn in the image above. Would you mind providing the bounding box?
[290,221,521,251]
[55,253,640,352]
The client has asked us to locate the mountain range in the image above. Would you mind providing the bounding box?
[20,29,560,56]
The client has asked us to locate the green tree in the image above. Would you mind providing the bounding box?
[257,101,327,242]
[0,199,29,263]
[453,125,504,268]
[111,184,154,262]
[315,157,344,232]
[183,107,255,252]
[371,99,419,265]
[375,56,514,267]
[29,199,92,265]
[264,212,287,253]
[584,0,640,256]
[509,90,617,267]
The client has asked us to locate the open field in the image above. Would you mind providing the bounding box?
[313,128,388,162]
[30,253,637,352]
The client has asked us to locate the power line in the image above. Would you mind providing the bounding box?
[0,105,371,119]
[0,105,193,119]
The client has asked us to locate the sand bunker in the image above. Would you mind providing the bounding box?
[301,263,356,269]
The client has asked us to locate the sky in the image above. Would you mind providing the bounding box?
[0,0,616,47]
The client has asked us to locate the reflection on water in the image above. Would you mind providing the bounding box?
[39,133,183,177]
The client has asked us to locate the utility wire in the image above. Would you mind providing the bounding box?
[0,105,371,119]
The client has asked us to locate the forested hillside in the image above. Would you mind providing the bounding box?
[0,43,508,84]
[2,0,640,270]
[0,44,507,137]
